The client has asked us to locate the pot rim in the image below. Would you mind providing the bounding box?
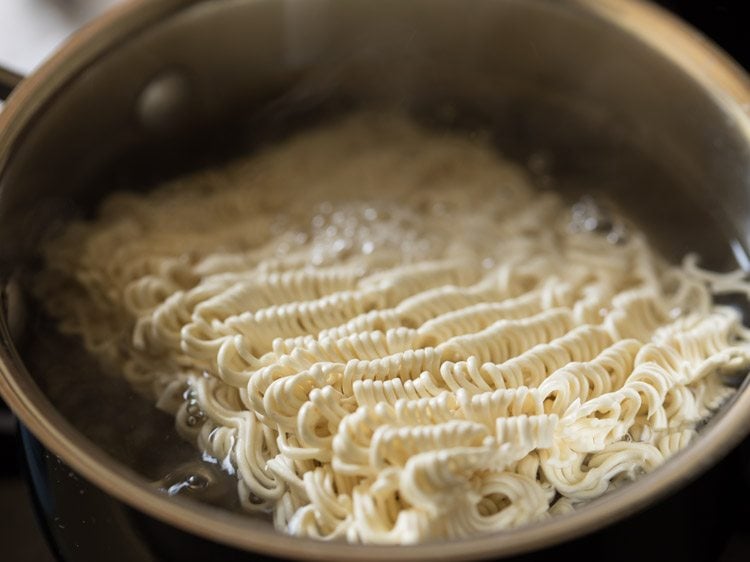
[1,1,750,559]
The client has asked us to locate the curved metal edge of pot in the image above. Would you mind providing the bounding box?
[2,1,750,560]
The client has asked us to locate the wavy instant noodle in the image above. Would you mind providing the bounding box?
[36,113,750,544]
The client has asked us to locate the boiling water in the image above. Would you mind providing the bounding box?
[14,112,750,519]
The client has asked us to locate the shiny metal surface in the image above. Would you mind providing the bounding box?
[2,0,750,559]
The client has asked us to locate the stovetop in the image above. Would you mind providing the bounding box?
[1,1,750,561]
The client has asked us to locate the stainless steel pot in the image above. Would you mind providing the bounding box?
[2,1,750,560]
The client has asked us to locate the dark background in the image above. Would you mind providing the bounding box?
[660,1,748,70]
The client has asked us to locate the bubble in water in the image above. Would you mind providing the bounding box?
[158,463,220,498]
[187,474,208,488]
[247,492,265,505]
[583,217,599,232]
[332,239,349,254]
[185,396,206,426]
[569,196,624,241]
[606,230,625,245]
[311,251,325,266]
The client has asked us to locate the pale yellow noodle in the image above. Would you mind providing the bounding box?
[36,113,750,544]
